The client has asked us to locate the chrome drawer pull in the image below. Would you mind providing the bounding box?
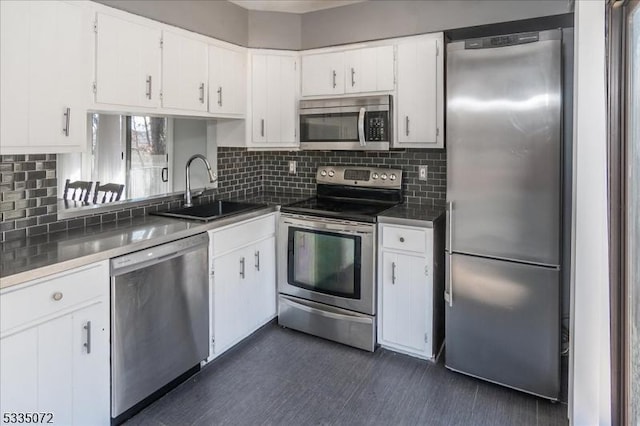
[399,237,405,243]
[83,321,91,354]
[52,292,63,301]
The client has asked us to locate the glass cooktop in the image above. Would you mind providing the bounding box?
[281,197,398,223]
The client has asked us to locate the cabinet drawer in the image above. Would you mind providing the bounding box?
[0,261,108,334]
[210,213,275,255]
[381,225,426,253]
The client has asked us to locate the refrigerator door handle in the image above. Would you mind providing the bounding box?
[445,201,453,306]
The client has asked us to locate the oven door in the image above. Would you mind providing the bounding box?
[278,214,376,315]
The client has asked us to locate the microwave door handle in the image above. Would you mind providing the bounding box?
[358,107,366,147]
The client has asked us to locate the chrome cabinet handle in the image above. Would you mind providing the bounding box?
[240,257,245,278]
[391,262,396,285]
[217,86,222,106]
[83,321,91,354]
[199,83,205,103]
[399,237,405,243]
[405,115,410,136]
[255,250,260,271]
[260,119,265,137]
[332,70,337,88]
[63,108,71,136]
[52,292,63,301]
[146,75,152,99]
[351,67,355,87]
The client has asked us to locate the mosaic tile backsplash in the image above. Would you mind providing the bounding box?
[0,148,446,242]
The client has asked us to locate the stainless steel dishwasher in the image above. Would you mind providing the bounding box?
[110,233,209,422]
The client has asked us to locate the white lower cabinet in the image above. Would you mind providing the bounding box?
[378,223,442,360]
[207,213,276,360]
[0,261,110,425]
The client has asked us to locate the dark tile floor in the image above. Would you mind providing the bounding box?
[125,324,568,426]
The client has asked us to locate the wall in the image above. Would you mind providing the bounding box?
[569,0,611,424]
[301,0,572,49]
[262,149,446,205]
[95,0,572,50]
[95,0,249,46]
[0,149,261,242]
[248,11,302,50]
[0,155,58,241]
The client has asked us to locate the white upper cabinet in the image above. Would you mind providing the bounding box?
[301,52,344,96]
[161,30,208,112]
[249,52,298,148]
[344,46,395,94]
[208,45,246,116]
[94,13,161,109]
[395,33,444,148]
[302,45,394,97]
[0,0,91,154]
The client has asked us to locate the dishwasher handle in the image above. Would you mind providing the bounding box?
[110,233,209,276]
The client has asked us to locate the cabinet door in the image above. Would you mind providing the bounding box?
[278,56,297,145]
[396,37,441,148]
[95,13,161,108]
[208,46,245,115]
[0,1,30,150]
[1,1,90,154]
[212,250,241,355]
[252,237,277,327]
[251,54,268,143]
[265,56,282,144]
[301,52,344,96]
[0,303,109,425]
[345,46,394,94]
[29,1,90,151]
[381,251,429,354]
[162,31,208,111]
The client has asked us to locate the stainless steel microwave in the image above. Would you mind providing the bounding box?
[299,95,392,151]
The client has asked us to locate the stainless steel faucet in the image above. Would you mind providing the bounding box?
[184,154,217,207]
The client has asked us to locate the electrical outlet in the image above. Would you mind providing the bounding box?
[288,160,297,175]
[419,165,428,181]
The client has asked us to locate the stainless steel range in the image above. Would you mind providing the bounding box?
[277,166,403,351]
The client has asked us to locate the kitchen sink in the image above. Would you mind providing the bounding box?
[151,200,266,222]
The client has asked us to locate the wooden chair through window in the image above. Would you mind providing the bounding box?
[63,179,93,203]
[93,182,125,204]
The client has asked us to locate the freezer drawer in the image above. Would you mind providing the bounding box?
[445,253,560,399]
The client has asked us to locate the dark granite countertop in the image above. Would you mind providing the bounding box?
[0,193,297,288]
[377,203,446,227]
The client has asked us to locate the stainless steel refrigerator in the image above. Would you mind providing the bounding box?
[445,29,562,400]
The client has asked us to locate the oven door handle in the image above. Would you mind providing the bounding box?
[280,296,372,324]
[282,219,372,235]
[358,107,366,147]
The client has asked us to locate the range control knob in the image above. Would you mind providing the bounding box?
[390,174,397,181]
[328,170,335,177]
[372,173,379,179]
[320,170,327,177]
[380,173,387,180]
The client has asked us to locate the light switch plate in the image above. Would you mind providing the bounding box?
[419,165,428,181]
[289,160,297,175]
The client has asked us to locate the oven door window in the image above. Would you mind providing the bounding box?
[287,227,361,299]
[300,113,359,142]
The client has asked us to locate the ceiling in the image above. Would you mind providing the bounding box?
[228,0,367,14]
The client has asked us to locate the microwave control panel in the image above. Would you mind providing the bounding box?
[365,111,388,141]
